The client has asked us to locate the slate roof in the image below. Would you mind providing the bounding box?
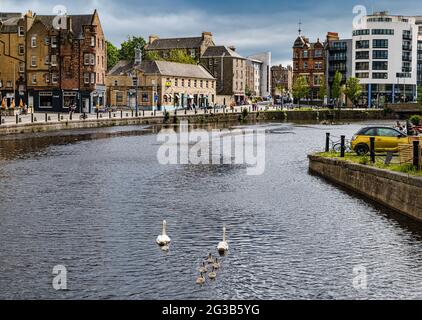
[202,46,245,59]
[135,60,215,79]
[0,13,22,33]
[146,37,204,50]
[34,13,93,38]
[107,60,135,76]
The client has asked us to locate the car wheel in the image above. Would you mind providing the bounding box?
[355,144,369,156]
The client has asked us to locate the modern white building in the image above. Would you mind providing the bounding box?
[247,52,272,98]
[352,12,418,107]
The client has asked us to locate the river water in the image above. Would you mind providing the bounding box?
[0,121,421,300]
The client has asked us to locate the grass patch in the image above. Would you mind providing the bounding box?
[315,152,422,177]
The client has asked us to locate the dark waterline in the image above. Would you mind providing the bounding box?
[0,121,422,300]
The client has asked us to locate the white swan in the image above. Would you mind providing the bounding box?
[217,225,229,254]
[156,220,171,246]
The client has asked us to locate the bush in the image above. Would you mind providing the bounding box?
[409,115,421,126]
[359,156,369,165]
[163,111,170,123]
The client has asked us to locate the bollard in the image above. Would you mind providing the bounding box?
[109,111,111,119]
[0,114,2,125]
[121,110,123,118]
[58,113,60,121]
[370,137,375,163]
[340,135,345,158]
[31,113,34,123]
[16,114,19,124]
[143,110,145,117]
[154,110,156,117]
[184,109,187,115]
[132,110,134,117]
[45,113,48,122]
[325,133,330,152]
[413,140,420,170]
[97,112,99,119]
[70,112,73,121]
[83,112,86,120]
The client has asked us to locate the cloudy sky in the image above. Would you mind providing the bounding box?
[2,0,422,65]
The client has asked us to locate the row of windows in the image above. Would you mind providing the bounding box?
[294,49,323,59]
[355,72,388,79]
[29,35,103,49]
[294,61,323,70]
[353,29,394,36]
[355,50,389,60]
[356,39,389,49]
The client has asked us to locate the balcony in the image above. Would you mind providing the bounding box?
[403,45,412,51]
[328,66,347,73]
[403,34,412,40]
[329,55,347,62]
[402,56,412,62]
[330,45,347,51]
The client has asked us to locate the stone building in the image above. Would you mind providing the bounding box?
[144,32,215,62]
[26,10,106,112]
[107,59,216,111]
[292,35,326,101]
[245,58,262,97]
[200,46,246,105]
[0,11,34,108]
[271,64,293,96]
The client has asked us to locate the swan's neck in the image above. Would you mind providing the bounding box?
[162,221,167,236]
[223,226,226,242]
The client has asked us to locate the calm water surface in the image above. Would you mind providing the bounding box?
[0,121,422,299]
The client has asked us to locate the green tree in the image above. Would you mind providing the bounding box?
[168,49,197,64]
[344,77,362,107]
[417,85,422,105]
[144,50,163,61]
[119,36,147,61]
[106,41,120,70]
[318,81,327,101]
[331,71,343,107]
[292,76,309,107]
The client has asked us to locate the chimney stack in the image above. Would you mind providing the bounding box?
[202,31,213,41]
[149,35,159,44]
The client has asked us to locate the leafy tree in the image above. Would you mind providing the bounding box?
[245,85,252,98]
[168,49,196,64]
[144,50,163,61]
[119,36,147,61]
[331,71,343,107]
[417,85,422,105]
[318,81,327,101]
[344,77,362,107]
[292,76,309,107]
[106,41,120,70]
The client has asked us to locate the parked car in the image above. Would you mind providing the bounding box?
[351,126,410,155]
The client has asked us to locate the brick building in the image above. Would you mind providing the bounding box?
[271,64,293,96]
[25,10,106,112]
[292,35,325,101]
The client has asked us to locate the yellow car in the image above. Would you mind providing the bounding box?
[351,126,410,155]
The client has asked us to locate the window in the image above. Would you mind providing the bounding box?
[51,36,57,48]
[181,79,185,87]
[6,81,12,87]
[84,73,90,84]
[32,74,37,84]
[189,49,195,58]
[367,17,392,22]
[356,62,369,71]
[44,36,50,46]
[91,36,96,47]
[373,39,388,48]
[356,40,369,49]
[39,92,53,108]
[353,29,370,36]
[372,61,388,70]
[0,80,2,88]
[132,78,138,86]
[315,62,322,70]
[31,36,37,48]
[18,44,25,55]
[372,72,388,79]
[51,55,57,66]
[372,50,388,59]
[114,80,118,86]
[356,51,369,60]
[377,128,400,137]
[303,61,308,69]
[19,62,24,73]
[31,56,37,67]
[116,92,123,104]
[44,56,50,65]
[355,72,369,78]
[188,79,191,87]
[314,50,322,57]
[175,78,178,86]
[200,80,203,88]
[303,50,308,58]
[52,73,58,84]
[91,73,95,84]
[313,75,321,86]
[84,54,95,65]
[371,29,394,35]
[402,62,412,73]
[362,128,377,136]
[194,80,197,87]
[45,73,50,83]
[18,26,24,36]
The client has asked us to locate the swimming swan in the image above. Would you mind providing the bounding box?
[217,225,229,254]
[156,220,171,246]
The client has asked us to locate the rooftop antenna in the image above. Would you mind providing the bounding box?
[298,20,302,35]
